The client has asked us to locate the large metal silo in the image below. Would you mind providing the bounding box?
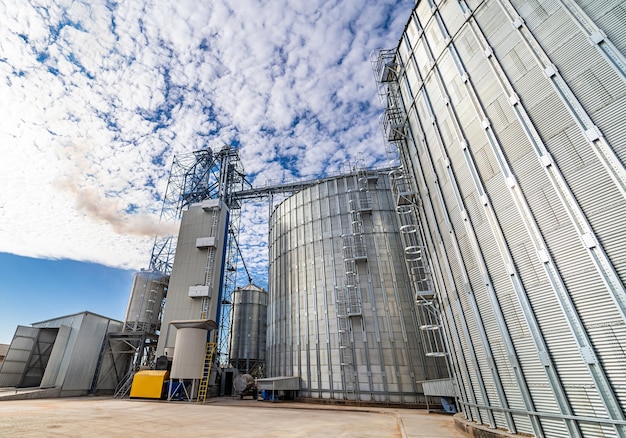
[267,170,448,404]
[124,270,168,333]
[375,0,626,436]
[229,283,267,375]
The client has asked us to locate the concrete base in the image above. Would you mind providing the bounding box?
[0,396,467,437]
[0,387,62,401]
[454,414,524,438]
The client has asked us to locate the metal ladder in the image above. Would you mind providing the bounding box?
[197,342,217,403]
[201,208,220,319]
[201,247,215,319]
[335,287,356,399]
[390,169,446,357]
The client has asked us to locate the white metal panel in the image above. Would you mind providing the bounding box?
[188,285,211,298]
[195,236,216,248]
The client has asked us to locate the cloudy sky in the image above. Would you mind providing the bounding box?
[0,0,412,342]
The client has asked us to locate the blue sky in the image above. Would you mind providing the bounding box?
[0,0,412,344]
[0,252,134,344]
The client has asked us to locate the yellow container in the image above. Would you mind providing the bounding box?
[129,370,169,399]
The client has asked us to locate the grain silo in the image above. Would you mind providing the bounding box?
[124,270,168,333]
[267,170,448,404]
[229,283,267,375]
[374,0,626,436]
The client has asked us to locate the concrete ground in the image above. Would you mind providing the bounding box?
[0,395,466,437]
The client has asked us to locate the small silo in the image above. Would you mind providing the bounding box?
[169,320,217,380]
[229,284,267,375]
[124,270,168,333]
[267,170,448,404]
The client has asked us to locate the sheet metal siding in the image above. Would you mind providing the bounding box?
[590,1,626,52]
[267,173,446,403]
[484,0,621,419]
[508,1,626,421]
[62,315,109,391]
[30,313,122,392]
[440,24,540,434]
[0,326,40,387]
[419,117,496,421]
[413,116,489,420]
[392,0,626,434]
[438,56,511,430]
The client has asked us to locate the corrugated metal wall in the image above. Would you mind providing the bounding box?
[383,0,626,436]
[267,172,448,403]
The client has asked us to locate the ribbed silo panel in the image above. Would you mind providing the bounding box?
[579,422,617,438]
[450,243,497,417]
[591,322,626,413]
[588,1,626,55]
[412,40,431,79]
[595,94,626,163]
[425,21,447,66]
[415,0,434,28]
[388,0,626,433]
[474,221,534,432]
[438,0,466,37]
[398,37,412,75]
[590,201,626,283]
[529,9,578,57]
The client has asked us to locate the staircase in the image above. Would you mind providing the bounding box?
[114,368,135,399]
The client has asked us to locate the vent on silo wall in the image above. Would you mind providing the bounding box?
[267,171,448,404]
[379,0,626,435]
[229,283,267,376]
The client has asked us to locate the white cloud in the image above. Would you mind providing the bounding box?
[0,0,413,279]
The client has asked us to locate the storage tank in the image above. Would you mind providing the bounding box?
[267,171,448,404]
[169,320,216,379]
[375,0,626,436]
[124,270,168,333]
[229,284,267,375]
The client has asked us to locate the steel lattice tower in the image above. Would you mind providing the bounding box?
[149,145,248,365]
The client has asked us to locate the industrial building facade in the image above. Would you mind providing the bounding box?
[374,0,626,436]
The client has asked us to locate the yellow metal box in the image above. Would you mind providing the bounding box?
[129,370,169,399]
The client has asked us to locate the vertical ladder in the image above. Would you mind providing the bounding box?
[343,258,362,316]
[145,289,157,332]
[201,208,220,319]
[335,287,356,399]
[341,171,370,317]
[390,169,446,357]
[200,249,214,319]
[197,342,217,403]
